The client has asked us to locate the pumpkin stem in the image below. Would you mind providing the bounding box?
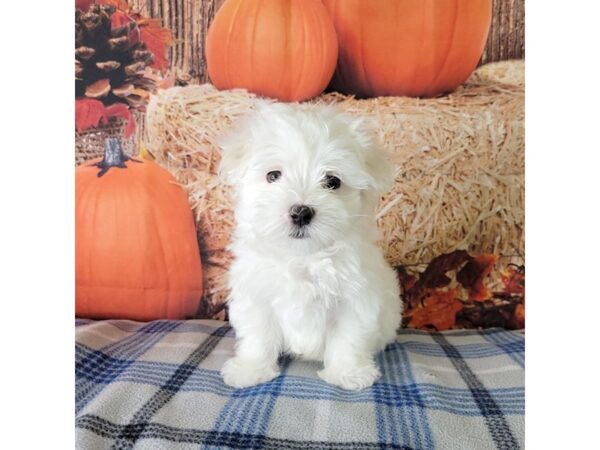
[94,138,141,177]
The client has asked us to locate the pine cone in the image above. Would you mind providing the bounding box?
[75,3,155,109]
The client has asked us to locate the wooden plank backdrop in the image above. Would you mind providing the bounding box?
[129,0,525,84]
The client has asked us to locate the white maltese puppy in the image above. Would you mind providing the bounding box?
[218,101,401,391]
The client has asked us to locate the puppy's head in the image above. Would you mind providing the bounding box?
[218,101,395,250]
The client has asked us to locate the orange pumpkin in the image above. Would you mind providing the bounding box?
[206,0,338,102]
[76,138,203,320]
[322,0,492,98]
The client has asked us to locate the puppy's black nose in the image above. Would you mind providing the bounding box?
[290,204,315,226]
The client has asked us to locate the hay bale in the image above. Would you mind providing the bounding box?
[144,60,524,319]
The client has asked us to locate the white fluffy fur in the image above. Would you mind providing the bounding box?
[217,101,402,390]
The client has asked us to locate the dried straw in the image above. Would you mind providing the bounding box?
[144,60,524,319]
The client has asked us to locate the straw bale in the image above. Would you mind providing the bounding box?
[144,60,524,319]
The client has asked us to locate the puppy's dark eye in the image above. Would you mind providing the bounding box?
[323,174,341,190]
[266,171,281,183]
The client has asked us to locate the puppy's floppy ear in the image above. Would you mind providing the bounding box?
[347,116,397,194]
[217,114,255,185]
[217,100,276,185]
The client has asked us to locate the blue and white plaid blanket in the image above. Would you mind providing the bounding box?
[75,319,524,450]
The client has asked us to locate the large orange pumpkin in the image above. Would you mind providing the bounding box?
[76,138,203,320]
[322,0,492,98]
[206,0,338,102]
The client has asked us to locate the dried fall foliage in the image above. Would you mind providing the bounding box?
[75,0,173,135]
[398,250,525,331]
[75,99,136,137]
[101,0,174,70]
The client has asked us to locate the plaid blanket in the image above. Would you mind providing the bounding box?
[75,319,524,450]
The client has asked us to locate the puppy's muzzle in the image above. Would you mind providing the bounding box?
[289,204,315,227]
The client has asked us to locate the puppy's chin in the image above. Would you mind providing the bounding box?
[283,226,342,254]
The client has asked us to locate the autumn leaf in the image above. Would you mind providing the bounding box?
[137,18,173,70]
[500,266,525,296]
[416,250,472,290]
[457,254,499,301]
[75,99,137,136]
[398,250,471,310]
[396,266,417,294]
[104,103,136,138]
[407,290,463,331]
[75,99,106,133]
[98,0,131,13]
[75,0,95,10]
[511,303,525,329]
[397,252,524,331]
[97,1,173,71]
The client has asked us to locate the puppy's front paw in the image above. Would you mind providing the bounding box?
[318,364,381,390]
[221,357,280,389]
